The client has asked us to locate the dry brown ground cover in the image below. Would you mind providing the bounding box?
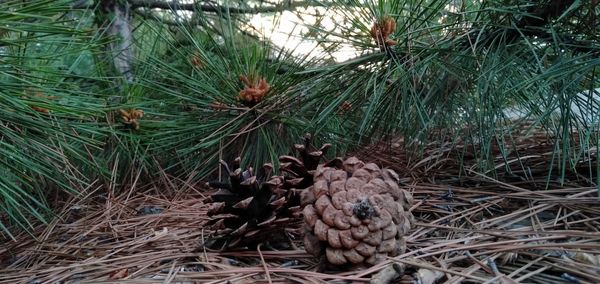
[1,133,599,283]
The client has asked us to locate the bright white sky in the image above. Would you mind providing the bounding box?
[247,8,361,62]
[172,3,362,62]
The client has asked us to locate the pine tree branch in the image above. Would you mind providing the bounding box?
[516,0,576,28]
[463,0,599,55]
[128,0,314,14]
[133,8,202,26]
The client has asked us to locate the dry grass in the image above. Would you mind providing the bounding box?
[1,132,599,283]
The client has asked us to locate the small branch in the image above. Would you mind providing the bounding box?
[133,8,203,26]
[128,0,310,14]
[516,0,576,28]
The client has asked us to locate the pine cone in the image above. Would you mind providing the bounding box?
[238,75,271,106]
[301,157,414,265]
[370,16,397,48]
[204,135,331,250]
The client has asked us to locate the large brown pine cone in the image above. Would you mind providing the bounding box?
[204,135,331,250]
[301,157,414,265]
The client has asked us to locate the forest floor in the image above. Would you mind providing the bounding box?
[1,134,599,283]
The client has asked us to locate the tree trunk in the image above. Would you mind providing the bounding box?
[96,0,134,84]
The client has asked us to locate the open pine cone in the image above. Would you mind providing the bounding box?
[203,135,331,250]
[301,157,414,265]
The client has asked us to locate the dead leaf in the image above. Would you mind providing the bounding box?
[414,268,444,284]
[153,227,168,237]
[573,251,600,266]
[109,268,128,279]
[370,263,406,284]
[498,275,520,284]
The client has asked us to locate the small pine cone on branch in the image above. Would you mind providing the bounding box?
[301,157,415,265]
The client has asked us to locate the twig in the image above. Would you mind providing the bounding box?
[257,243,273,284]
[128,0,308,14]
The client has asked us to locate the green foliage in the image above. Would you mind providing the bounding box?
[0,0,598,236]
[304,0,599,180]
[134,16,346,178]
[0,0,106,238]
